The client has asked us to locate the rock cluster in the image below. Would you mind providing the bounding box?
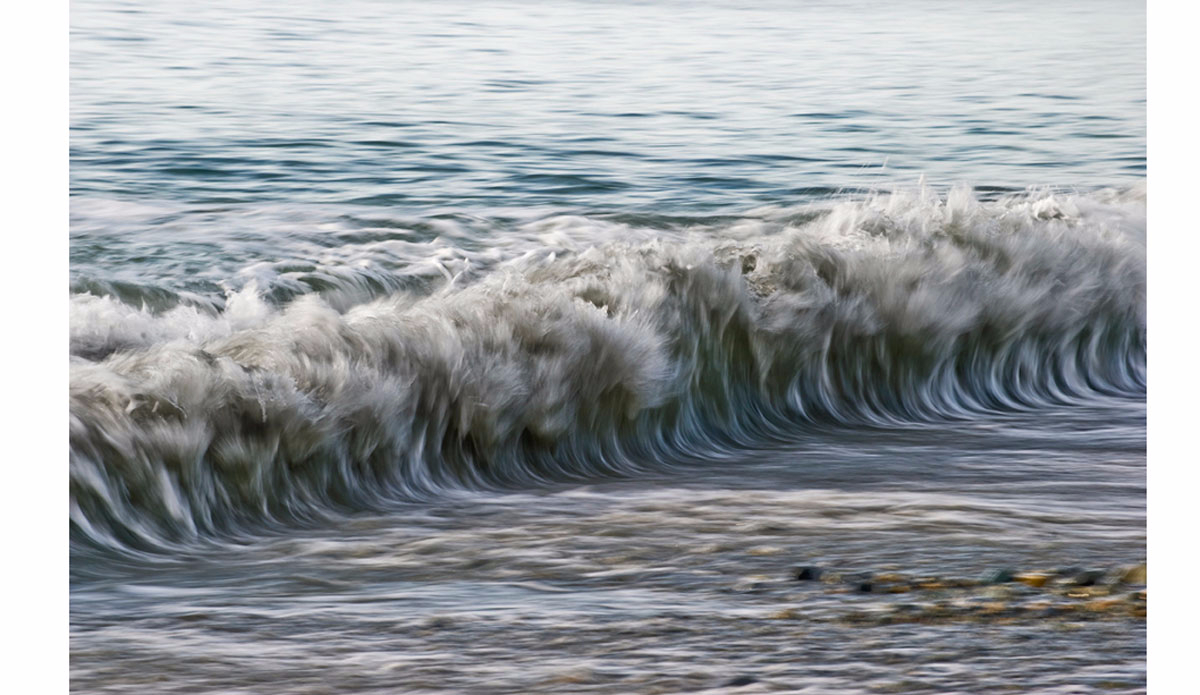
[784,563,1147,625]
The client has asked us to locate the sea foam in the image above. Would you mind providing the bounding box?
[69,187,1146,552]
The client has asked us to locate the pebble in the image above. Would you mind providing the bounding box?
[1061,584,1109,599]
[983,568,1015,584]
[1014,572,1051,588]
[916,579,952,590]
[1119,564,1147,585]
[1084,598,1124,613]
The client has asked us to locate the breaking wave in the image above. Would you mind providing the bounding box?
[69,186,1146,552]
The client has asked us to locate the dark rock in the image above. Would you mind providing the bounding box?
[856,581,874,593]
[724,675,758,687]
[794,566,822,581]
[1071,570,1105,587]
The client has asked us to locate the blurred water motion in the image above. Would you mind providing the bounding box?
[71,1,1145,692]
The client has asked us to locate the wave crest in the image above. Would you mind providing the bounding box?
[69,187,1147,552]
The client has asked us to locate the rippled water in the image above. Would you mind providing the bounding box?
[71,0,1145,210]
[71,1,1145,693]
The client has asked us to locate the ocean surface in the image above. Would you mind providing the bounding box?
[70,1,1146,693]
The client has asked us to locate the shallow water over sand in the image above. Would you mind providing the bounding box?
[72,400,1145,693]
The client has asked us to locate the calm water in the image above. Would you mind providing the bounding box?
[71,1,1146,693]
[71,0,1145,210]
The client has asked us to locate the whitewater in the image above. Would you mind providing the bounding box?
[70,186,1146,555]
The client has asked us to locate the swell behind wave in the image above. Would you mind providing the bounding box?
[69,186,1146,553]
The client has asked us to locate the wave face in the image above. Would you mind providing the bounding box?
[69,187,1146,553]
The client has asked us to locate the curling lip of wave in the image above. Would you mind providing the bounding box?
[69,187,1146,553]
